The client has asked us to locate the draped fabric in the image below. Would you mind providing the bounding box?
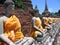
[30,17,43,38]
[4,15,24,42]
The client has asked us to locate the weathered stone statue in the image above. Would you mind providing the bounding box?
[43,17,52,29]
[0,0,24,44]
[30,17,44,38]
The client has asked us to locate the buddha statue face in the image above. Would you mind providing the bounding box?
[7,4,15,14]
[4,0,15,16]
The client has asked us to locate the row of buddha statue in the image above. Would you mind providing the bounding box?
[3,15,54,41]
[0,14,54,45]
[0,0,54,44]
[30,16,54,38]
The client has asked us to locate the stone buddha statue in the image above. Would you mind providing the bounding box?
[0,0,24,44]
[43,17,52,29]
[30,17,44,38]
[4,0,24,42]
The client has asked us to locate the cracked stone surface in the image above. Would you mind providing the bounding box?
[53,29,60,45]
[52,21,60,45]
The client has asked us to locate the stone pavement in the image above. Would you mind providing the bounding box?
[52,21,60,45]
[53,29,60,45]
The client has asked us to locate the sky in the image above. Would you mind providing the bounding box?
[31,0,60,14]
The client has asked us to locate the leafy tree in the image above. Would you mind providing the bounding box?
[13,0,26,9]
[0,0,26,9]
[58,10,60,16]
[58,10,60,14]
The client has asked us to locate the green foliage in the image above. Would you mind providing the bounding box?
[13,0,26,9]
[58,10,60,14]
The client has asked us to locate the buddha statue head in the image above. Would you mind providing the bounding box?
[4,0,15,17]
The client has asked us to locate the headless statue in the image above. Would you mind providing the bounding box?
[43,17,52,29]
[30,17,44,38]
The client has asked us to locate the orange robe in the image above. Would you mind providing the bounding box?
[30,17,43,38]
[48,17,54,24]
[4,15,24,42]
[44,18,49,24]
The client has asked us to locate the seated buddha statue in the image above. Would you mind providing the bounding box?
[43,17,49,25]
[2,0,24,42]
[30,17,44,38]
[43,17,52,29]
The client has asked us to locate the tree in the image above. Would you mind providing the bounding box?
[57,10,60,16]
[13,0,26,9]
[58,10,60,14]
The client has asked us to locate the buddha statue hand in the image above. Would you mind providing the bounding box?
[37,30,43,36]
[37,33,43,37]
[45,24,52,30]
[34,31,43,38]
[0,34,15,45]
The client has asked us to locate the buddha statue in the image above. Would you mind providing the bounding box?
[30,17,44,38]
[43,17,52,29]
[0,0,24,43]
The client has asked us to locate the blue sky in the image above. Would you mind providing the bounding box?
[31,0,60,14]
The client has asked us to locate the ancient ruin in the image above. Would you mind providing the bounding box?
[0,0,60,45]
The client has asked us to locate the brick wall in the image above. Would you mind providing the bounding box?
[14,9,33,36]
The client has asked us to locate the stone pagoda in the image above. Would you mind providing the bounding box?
[42,0,50,17]
[33,5,40,17]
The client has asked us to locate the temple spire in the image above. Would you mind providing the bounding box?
[34,5,39,17]
[45,0,48,11]
[42,0,50,17]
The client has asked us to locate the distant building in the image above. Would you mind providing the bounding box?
[33,5,40,17]
[42,0,50,17]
